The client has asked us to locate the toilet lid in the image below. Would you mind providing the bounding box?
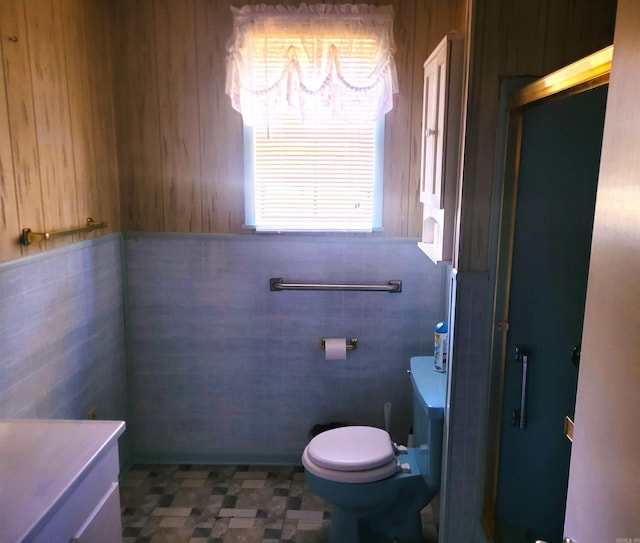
[302,447,399,483]
[306,426,394,471]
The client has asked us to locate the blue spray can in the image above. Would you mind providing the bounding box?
[434,321,448,372]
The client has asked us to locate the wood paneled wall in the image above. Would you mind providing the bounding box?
[112,0,615,246]
[459,0,617,270]
[0,0,616,262]
[111,0,467,237]
[0,0,119,264]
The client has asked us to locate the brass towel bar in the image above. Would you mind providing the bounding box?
[270,278,402,293]
[19,218,108,246]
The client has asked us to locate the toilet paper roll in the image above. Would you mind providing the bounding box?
[324,338,347,360]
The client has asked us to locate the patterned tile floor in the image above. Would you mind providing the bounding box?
[120,464,439,543]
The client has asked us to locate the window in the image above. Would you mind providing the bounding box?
[246,91,385,232]
[226,4,398,232]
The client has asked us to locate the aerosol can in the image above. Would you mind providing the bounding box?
[434,321,448,372]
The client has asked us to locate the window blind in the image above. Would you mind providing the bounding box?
[252,114,378,232]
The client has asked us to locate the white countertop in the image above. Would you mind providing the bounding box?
[0,419,125,543]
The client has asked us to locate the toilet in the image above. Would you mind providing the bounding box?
[302,356,447,543]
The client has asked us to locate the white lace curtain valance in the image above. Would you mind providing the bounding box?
[225,3,398,126]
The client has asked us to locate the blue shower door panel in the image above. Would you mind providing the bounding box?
[495,84,608,542]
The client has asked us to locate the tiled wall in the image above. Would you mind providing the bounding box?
[440,271,493,542]
[0,233,445,468]
[0,236,130,461]
[125,234,445,463]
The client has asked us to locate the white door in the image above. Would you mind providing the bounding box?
[563,1,640,540]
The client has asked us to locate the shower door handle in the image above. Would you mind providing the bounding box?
[513,345,531,429]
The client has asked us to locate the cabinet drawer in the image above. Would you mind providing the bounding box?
[30,444,121,543]
[70,482,121,543]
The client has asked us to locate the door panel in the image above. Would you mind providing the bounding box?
[564,1,640,538]
[495,85,608,542]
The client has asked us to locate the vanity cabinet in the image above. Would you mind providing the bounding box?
[0,419,125,543]
[418,34,464,264]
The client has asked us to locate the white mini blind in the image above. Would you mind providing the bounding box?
[253,115,377,231]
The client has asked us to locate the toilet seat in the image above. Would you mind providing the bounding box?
[302,426,399,483]
[306,426,395,471]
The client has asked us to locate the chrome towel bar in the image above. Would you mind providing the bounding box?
[19,218,108,246]
[269,278,402,293]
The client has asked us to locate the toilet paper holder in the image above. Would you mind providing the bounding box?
[321,337,358,351]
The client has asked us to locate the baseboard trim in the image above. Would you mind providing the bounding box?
[131,450,303,467]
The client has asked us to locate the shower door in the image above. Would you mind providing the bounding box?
[488,49,611,543]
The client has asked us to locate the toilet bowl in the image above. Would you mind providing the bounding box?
[301,356,447,543]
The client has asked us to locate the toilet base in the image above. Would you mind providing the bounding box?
[329,499,427,543]
[304,454,436,543]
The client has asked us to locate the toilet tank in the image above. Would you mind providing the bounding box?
[410,356,447,490]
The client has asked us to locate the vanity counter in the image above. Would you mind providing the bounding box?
[0,419,125,543]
